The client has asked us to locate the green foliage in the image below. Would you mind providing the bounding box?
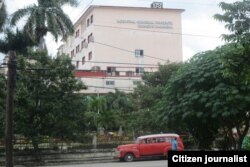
[14,51,86,149]
[10,0,77,43]
[159,47,250,149]
[0,29,37,54]
[213,2,250,149]
[84,90,134,132]
[131,63,182,133]
[0,1,7,32]
[214,0,250,44]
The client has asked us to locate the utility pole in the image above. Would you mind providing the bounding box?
[5,51,16,167]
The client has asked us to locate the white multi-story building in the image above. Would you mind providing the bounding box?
[58,2,184,94]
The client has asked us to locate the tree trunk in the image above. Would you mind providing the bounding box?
[38,37,47,52]
[5,51,16,167]
[228,130,237,150]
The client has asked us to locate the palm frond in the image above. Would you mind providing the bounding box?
[46,12,60,41]
[10,0,76,46]
[10,5,36,26]
[55,0,78,7]
[0,2,7,32]
[48,7,74,35]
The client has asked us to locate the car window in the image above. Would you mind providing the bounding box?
[165,137,172,142]
[147,138,152,143]
[140,139,147,144]
[156,137,165,143]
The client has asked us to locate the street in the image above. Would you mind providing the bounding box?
[41,160,168,167]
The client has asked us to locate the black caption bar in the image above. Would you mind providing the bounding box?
[168,151,250,167]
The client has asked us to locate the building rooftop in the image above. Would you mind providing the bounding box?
[74,4,185,27]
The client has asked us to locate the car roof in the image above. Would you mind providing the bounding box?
[138,133,179,139]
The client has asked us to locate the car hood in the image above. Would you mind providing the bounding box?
[117,144,138,150]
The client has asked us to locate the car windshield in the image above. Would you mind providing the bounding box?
[135,138,140,144]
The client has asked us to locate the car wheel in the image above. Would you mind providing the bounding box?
[124,153,135,162]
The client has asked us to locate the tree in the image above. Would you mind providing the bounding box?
[159,47,250,149]
[0,29,37,54]
[14,51,86,151]
[131,63,181,134]
[10,0,78,50]
[214,0,250,44]
[214,1,250,149]
[105,90,134,133]
[84,95,107,131]
[214,1,250,83]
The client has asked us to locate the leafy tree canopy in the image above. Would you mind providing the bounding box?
[214,0,250,44]
[0,29,37,54]
[159,46,250,149]
[10,0,78,47]
[131,63,181,133]
[0,1,7,32]
[14,51,86,149]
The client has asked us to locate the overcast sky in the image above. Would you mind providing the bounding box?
[1,0,238,62]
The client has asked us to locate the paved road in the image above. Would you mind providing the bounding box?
[41,160,168,167]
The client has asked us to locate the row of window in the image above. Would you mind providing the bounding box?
[75,52,92,68]
[76,64,144,75]
[71,33,94,58]
[140,137,173,144]
[75,15,93,38]
[106,71,143,77]
[107,67,144,75]
[71,37,141,60]
[105,80,141,86]
[87,15,94,27]
[81,52,92,64]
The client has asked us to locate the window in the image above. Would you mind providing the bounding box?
[133,81,141,85]
[165,137,172,142]
[90,15,93,23]
[106,81,115,86]
[107,67,116,73]
[82,56,85,65]
[87,19,90,26]
[91,66,100,71]
[107,67,118,76]
[81,39,87,49]
[126,71,134,76]
[88,33,93,43]
[76,45,80,53]
[135,49,144,57]
[136,67,144,74]
[88,51,92,60]
[76,61,79,68]
[156,137,166,143]
[75,29,80,38]
[71,49,75,58]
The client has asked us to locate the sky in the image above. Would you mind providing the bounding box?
[0,0,238,62]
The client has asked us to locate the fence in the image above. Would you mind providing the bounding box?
[0,133,134,153]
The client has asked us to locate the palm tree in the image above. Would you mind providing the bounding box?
[0,0,7,32]
[10,0,78,50]
[106,90,134,133]
[0,29,36,54]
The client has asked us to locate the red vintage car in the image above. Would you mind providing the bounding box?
[114,133,184,162]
